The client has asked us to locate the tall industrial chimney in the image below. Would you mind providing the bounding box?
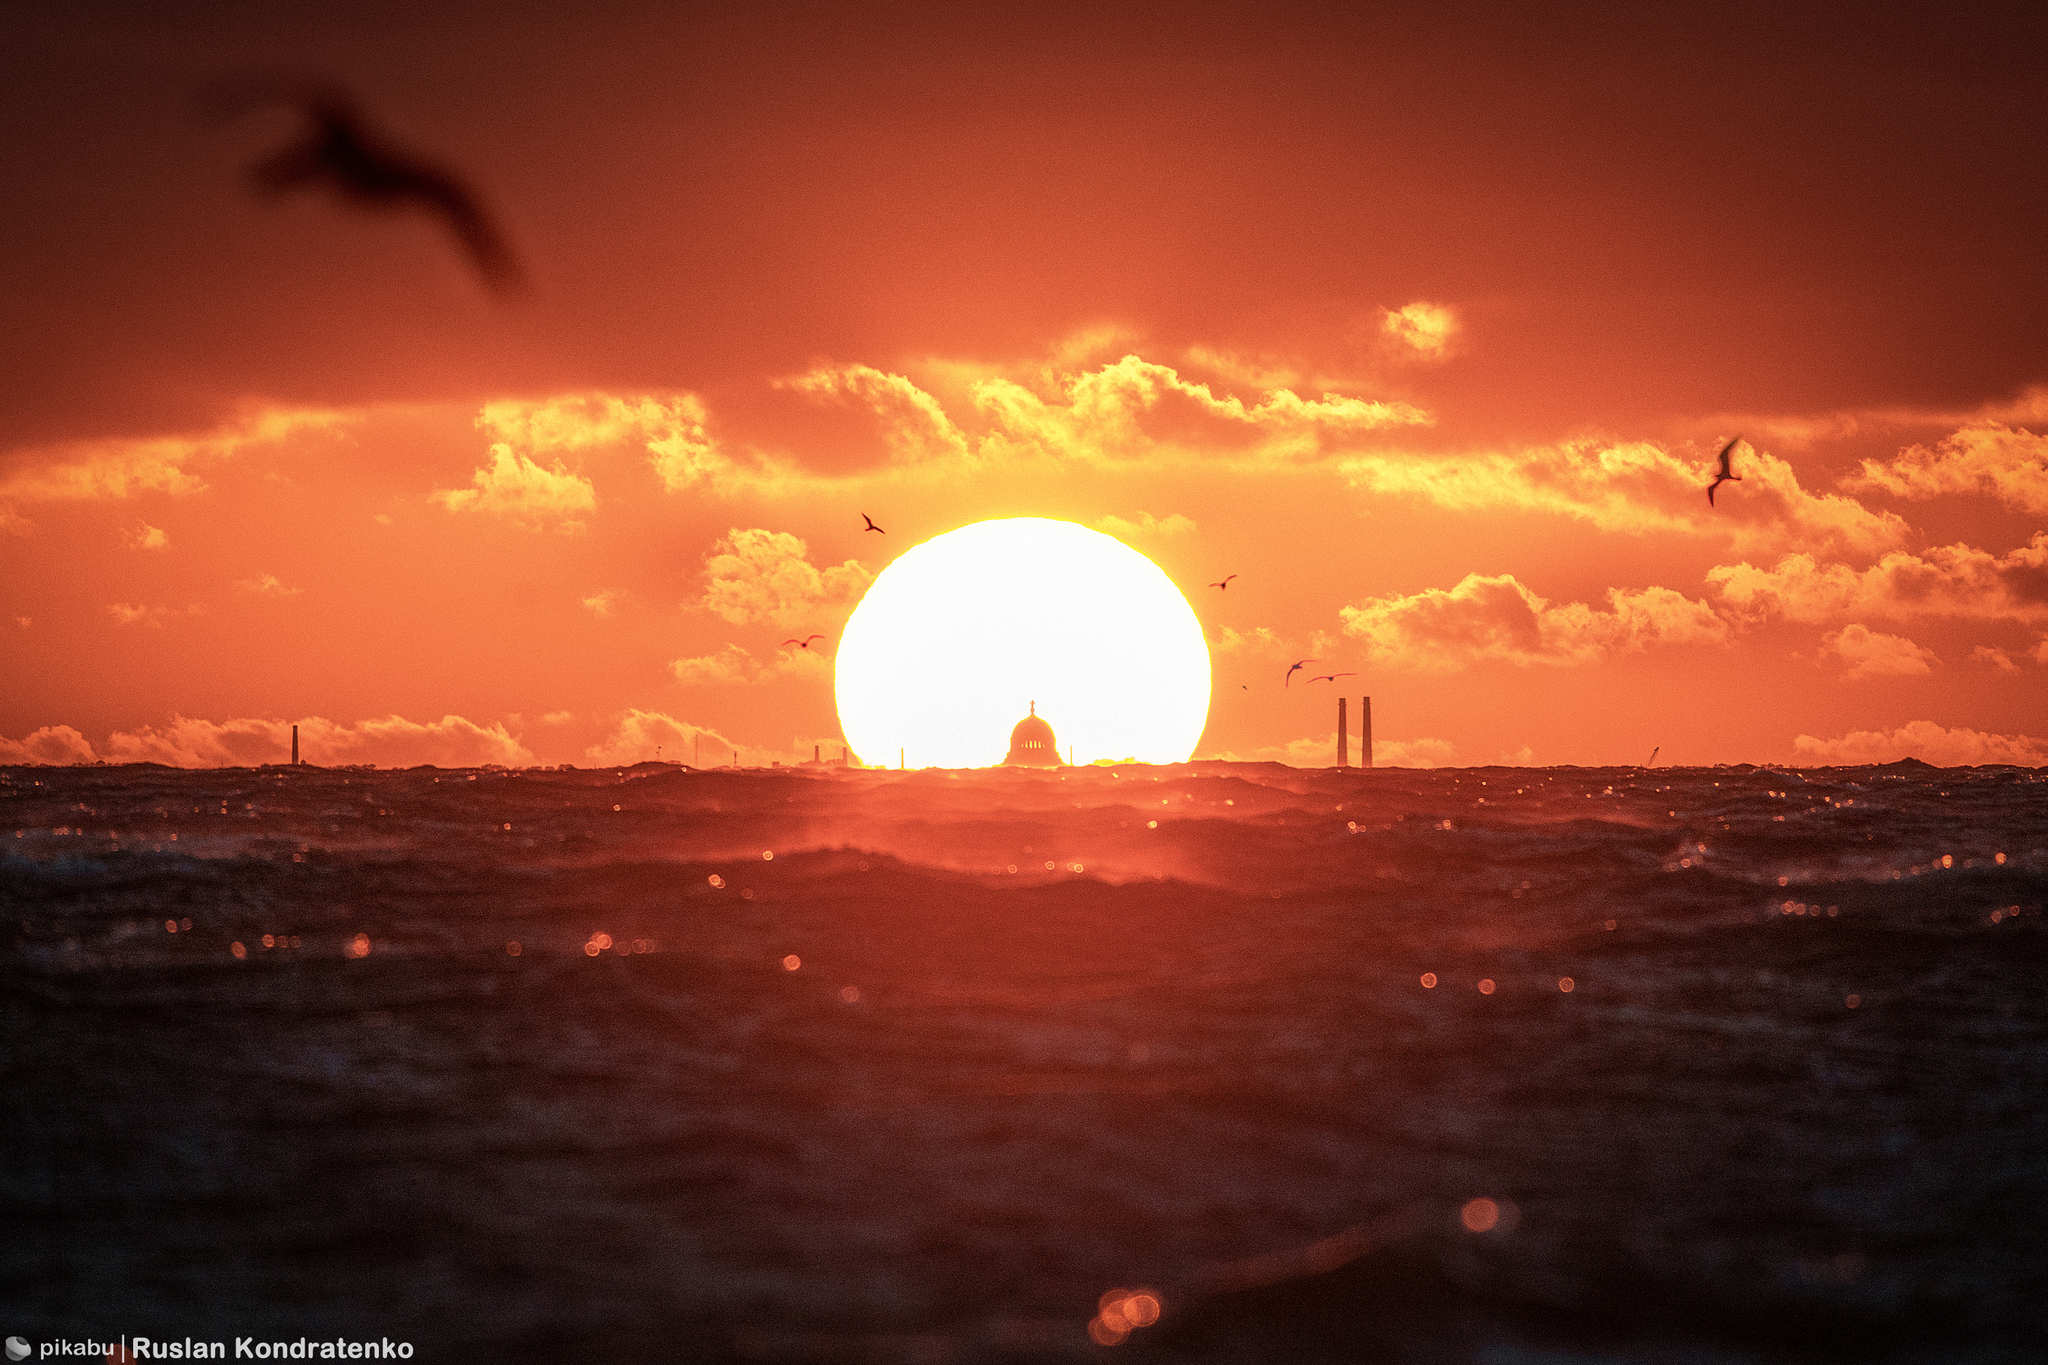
[1337,697,1348,767]
[1362,696,1373,768]
[291,724,299,766]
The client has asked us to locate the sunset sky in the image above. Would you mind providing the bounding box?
[3,0,2045,769]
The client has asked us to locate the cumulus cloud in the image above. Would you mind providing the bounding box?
[476,392,759,497]
[431,445,596,529]
[582,590,619,619]
[0,406,353,508]
[670,642,829,686]
[129,524,169,551]
[1707,533,2048,623]
[237,573,302,597]
[1340,437,1906,554]
[697,528,871,626]
[1847,423,2048,516]
[797,354,1429,474]
[1792,721,2048,767]
[1381,302,1458,359]
[784,364,970,464]
[0,725,100,765]
[1822,625,1937,680]
[1211,625,1284,655]
[1095,511,1197,539]
[1970,645,2019,672]
[584,709,741,767]
[1,714,535,768]
[1338,573,1728,671]
[106,603,195,628]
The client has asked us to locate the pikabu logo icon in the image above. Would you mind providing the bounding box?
[6,1337,29,1362]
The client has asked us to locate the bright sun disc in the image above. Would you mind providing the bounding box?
[835,518,1211,767]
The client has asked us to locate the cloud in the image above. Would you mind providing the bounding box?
[0,725,100,765]
[1846,423,2048,516]
[431,444,596,529]
[1381,302,1457,359]
[697,527,872,626]
[1707,533,2048,623]
[237,573,302,597]
[1339,437,1906,554]
[1338,573,1728,671]
[1095,511,1197,539]
[797,354,1429,474]
[1211,625,1284,655]
[584,709,741,767]
[1792,721,2048,767]
[475,392,762,497]
[1970,645,2019,672]
[972,354,1431,467]
[106,603,195,628]
[1822,624,1936,680]
[2,714,536,768]
[0,406,353,510]
[784,364,971,464]
[670,643,829,685]
[129,524,169,551]
[582,590,619,619]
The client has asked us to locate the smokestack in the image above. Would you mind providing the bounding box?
[814,744,820,764]
[1337,697,1348,768]
[1363,696,1373,768]
[291,724,299,766]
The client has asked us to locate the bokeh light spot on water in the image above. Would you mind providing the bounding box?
[1605,919,1617,930]
[1558,977,1575,993]
[763,850,774,861]
[1778,875,1790,886]
[708,874,724,888]
[1478,979,1496,995]
[506,941,521,956]
[1147,820,1157,829]
[230,941,246,959]
[583,943,600,957]
[164,919,177,933]
[840,986,860,1003]
[783,955,801,971]
[347,933,371,959]
[1996,851,2007,863]
[591,933,613,950]
[1847,994,1861,1009]
[1462,1198,1501,1232]
[1940,854,1953,868]
[1420,972,1437,988]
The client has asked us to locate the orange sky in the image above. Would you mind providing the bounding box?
[3,0,2045,769]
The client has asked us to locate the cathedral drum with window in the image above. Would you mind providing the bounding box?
[1003,702,1062,767]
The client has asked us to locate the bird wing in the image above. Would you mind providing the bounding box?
[1716,436,1740,478]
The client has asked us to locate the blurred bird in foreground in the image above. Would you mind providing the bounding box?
[1707,436,1744,506]
[200,75,525,296]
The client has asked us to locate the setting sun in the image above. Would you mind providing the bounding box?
[834,518,1211,767]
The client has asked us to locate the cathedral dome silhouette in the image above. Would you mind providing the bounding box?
[1004,701,1062,767]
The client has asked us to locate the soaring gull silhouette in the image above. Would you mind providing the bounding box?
[201,76,524,295]
[782,635,825,649]
[862,514,885,534]
[1306,672,1356,685]
[1707,436,1744,507]
[1284,659,1317,688]
[1209,575,1237,591]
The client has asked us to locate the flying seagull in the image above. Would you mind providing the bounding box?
[1306,672,1357,685]
[201,76,524,295]
[1647,746,1659,767]
[782,635,825,649]
[1707,436,1744,507]
[862,514,885,534]
[1284,659,1318,687]
[1210,575,1237,591]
